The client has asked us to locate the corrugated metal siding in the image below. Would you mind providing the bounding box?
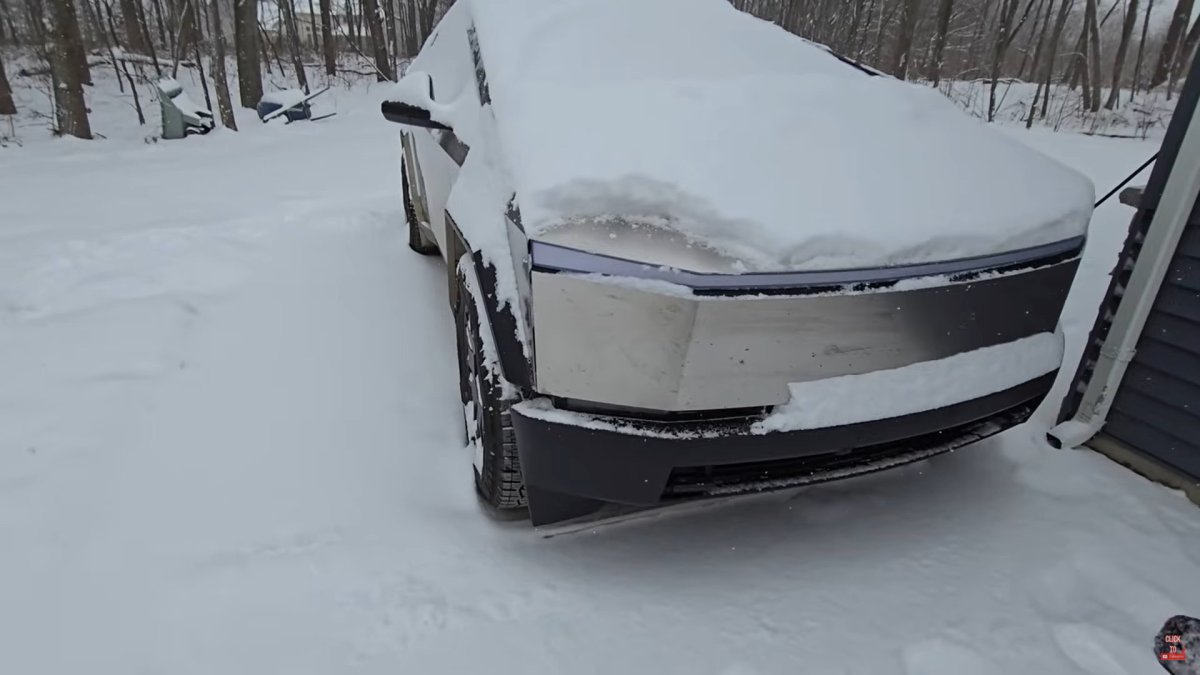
[1106,202,1200,478]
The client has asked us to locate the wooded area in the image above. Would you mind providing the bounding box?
[0,0,1197,139]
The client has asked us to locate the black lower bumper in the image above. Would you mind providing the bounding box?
[512,373,1055,526]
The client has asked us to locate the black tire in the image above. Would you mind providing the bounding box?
[455,267,528,512]
[403,161,439,256]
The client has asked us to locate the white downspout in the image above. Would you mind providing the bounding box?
[1048,97,1200,449]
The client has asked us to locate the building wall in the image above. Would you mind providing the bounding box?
[1105,201,1200,479]
[1058,51,1200,484]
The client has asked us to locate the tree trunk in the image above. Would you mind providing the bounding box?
[175,0,199,68]
[989,0,1027,121]
[927,0,955,85]
[1025,0,1055,82]
[844,0,868,59]
[361,0,394,80]
[1177,17,1200,82]
[401,0,418,57]
[854,0,877,58]
[345,0,357,48]
[1077,22,1093,103]
[383,0,396,74]
[1026,0,1057,125]
[85,0,124,90]
[1,0,18,46]
[207,0,236,129]
[307,0,318,49]
[234,0,262,107]
[1040,0,1073,117]
[319,0,336,75]
[119,0,148,51]
[134,0,162,74]
[192,39,211,112]
[1086,0,1102,111]
[62,0,93,85]
[0,48,16,115]
[48,0,93,137]
[260,21,286,76]
[1104,0,1138,108]
[1131,0,1155,95]
[151,0,167,45]
[119,58,144,124]
[1016,0,1047,80]
[277,0,310,91]
[888,0,922,79]
[1148,0,1193,88]
[417,0,436,44]
[871,0,896,63]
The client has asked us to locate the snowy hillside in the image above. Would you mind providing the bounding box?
[2,67,1199,675]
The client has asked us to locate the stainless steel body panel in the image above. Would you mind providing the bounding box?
[531,259,1079,411]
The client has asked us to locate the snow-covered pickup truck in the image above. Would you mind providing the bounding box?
[380,0,1095,526]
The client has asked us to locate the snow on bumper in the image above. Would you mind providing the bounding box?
[511,371,1056,526]
[754,331,1064,433]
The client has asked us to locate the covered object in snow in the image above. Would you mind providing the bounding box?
[157,78,214,139]
[382,0,1095,526]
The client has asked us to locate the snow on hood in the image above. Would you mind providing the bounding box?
[466,0,1096,271]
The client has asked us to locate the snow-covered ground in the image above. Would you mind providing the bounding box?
[2,74,1199,675]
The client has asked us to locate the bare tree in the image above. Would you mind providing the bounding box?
[1015,0,1048,80]
[384,0,397,75]
[1131,0,1155,94]
[927,0,955,85]
[207,0,236,129]
[151,0,167,44]
[48,0,92,137]
[988,0,1037,121]
[1148,0,1194,88]
[888,0,922,79]
[62,0,93,85]
[307,0,318,49]
[234,0,262,107]
[0,48,16,115]
[102,0,143,123]
[0,0,17,45]
[362,0,394,80]
[319,0,336,75]
[173,0,199,73]
[118,0,148,51]
[344,0,357,48]
[1026,0,1058,126]
[1085,0,1102,110]
[277,0,310,91]
[1023,0,1055,82]
[1179,16,1200,79]
[1039,0,1074,118]
[1104,0,1138,108]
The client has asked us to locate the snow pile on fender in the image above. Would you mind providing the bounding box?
[466,0,1096,271]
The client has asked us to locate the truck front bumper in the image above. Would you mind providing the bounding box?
[512,373,1054,526]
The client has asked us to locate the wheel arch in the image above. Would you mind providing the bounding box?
[446,212,533,395]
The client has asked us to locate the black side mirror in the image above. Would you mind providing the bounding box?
[381,71,450,130]
[381,101,450,130]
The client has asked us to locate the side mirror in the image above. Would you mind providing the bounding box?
[381,71,451,130]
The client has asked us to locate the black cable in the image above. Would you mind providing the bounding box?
[1094,152,1159,208]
